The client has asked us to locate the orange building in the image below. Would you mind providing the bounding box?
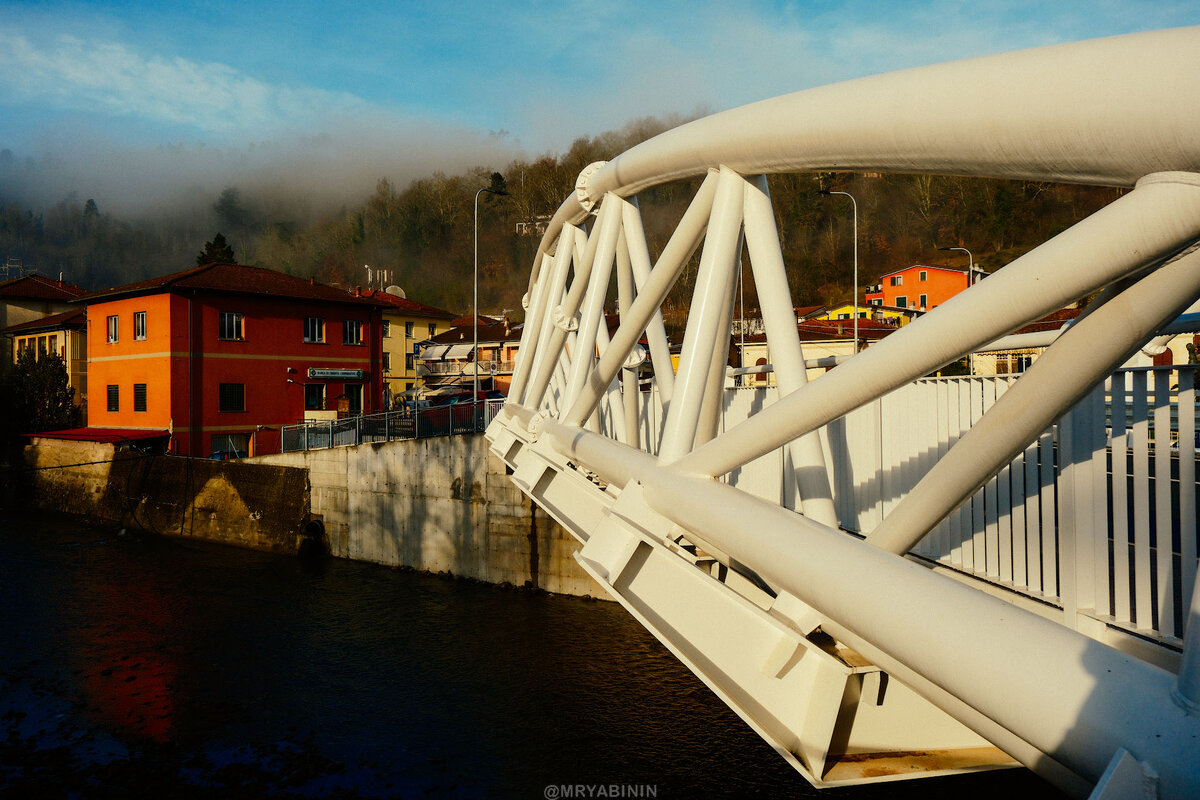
[84,264,385,457]
[864,265,973,311]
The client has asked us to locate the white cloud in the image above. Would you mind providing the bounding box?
[0,30,369,137]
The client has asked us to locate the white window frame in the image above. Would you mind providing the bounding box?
[134,311,147,341]
[106,315,119,344]
[343,319,364,345]
[304,317,325,343]
[218,311,245,341]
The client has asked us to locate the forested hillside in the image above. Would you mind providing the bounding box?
[0,116,1124,318]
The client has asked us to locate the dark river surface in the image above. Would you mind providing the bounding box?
[0,511,1066,799]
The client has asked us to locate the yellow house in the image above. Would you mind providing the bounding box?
[3,309,88,413]
[362,289,457,407]
[820,301,918,327]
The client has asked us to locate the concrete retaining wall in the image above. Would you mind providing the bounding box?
[22,438,311,554]
[251,435,605,598]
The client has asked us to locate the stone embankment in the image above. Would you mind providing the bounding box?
[21,437,310,554]
[250,434,602,597]
[19,434,603,598]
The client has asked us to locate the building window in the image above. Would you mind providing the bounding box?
[211,433,251,459]
[304,383,325,410]
[304,317,325,343]
[134,311,147,341]
[134,383,147,412]
[219,311,245,341]
[895,296,908,308]
[382,320,390,338]
[343,319,364,345]
[869,298,882,306]
[428,323,436,337]
[405,321,414,338]
[405,353,414,371]
[889,276,903,287]
[918,270,928,282]
[344,384,363,413]
[107,385,119,412]
[919,294,928,308]
[106,315,119,343]
[382,352,391,372]
[218,383,245,412]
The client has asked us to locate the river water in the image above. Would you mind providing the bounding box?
[0,512,1065,799]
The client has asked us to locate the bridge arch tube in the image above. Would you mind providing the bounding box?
[513,228,577,404]
[742,174,836,526]
[868,243,1200,555]
[521,202,613,412]
[619,197,677,410]
[658,167,745,462]
[562,173,717,431]
[671,172,1200,480]
[577,27,1200,202]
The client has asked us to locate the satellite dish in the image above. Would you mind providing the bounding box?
[385,285,406,298]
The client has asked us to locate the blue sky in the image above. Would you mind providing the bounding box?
[1,1,1196,214]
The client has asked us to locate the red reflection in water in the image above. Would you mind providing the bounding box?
[72,582,178,742]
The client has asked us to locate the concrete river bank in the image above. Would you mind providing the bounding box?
[0,511,1063,798]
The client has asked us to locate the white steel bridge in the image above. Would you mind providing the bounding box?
[485,27,1200,799]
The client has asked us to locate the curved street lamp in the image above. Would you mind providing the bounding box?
[938,245,975,282]
[819,189,859,352]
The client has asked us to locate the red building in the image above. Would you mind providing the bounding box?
[84,263,385,457]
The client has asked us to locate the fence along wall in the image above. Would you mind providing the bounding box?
[717,366,1198,650]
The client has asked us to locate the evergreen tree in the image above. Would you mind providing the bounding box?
[196,232,236,266]
[0,349,80,438]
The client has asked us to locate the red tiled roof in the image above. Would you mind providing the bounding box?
[359,289,456,319]
[737,319,898,344]
[24,427,170,444]
[428,321,522,344]
[794,305,827,320]
[448,314,501,327]
[1012,307,1082,335]
[82,263,381,306]
[1,309,86,334]
[0,274,87,301]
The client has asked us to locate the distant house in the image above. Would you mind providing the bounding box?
[732,306,826,337]
[2,309,88,413]
[865,265,982,312]
[0,274,87,364]
[972,308,1082,375]
[736,318,899,385]
[818,302,919,327]
[417,316,522,396]
[358,289,456,407]
[83,263,386,458]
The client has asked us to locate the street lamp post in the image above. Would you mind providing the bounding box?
[939,246,976,375]
[938,246,975,282]
[819,189,859,353]
[474,185,508,414]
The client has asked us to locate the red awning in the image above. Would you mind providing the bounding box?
[24,427,171,444]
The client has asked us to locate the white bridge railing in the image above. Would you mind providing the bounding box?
[715,366,1198,647]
